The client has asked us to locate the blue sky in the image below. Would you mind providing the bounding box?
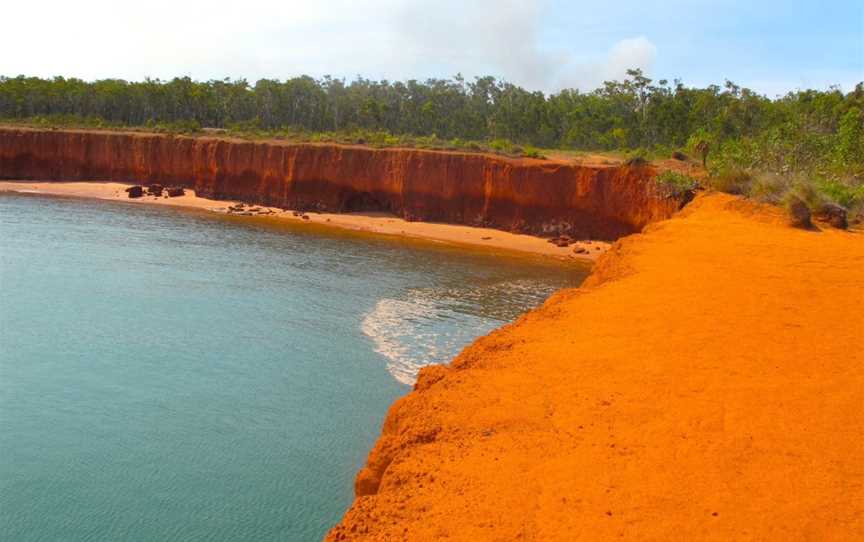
[3,0,862,96]
[540,0,863,95]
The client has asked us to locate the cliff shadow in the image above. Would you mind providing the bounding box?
[342,190,392,214]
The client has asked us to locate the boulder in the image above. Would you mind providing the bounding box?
[146,184,164,196]
[672,151,689,161]
[548,235,574,247]
[166,187,185,197]
[125,185,144,198]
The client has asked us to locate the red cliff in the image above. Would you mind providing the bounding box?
[0,127,687,240]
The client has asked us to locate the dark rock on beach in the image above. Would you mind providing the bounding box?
[548,235,574,247]
[125,185,144,198]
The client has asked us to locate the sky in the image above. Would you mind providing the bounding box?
[3,0,862,96]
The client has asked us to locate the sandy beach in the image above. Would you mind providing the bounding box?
[0,181,608,261]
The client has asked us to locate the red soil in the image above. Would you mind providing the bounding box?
[328,193,864,540]
[0,127,686,240]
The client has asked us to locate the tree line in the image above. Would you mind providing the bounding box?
[1,71,862,177]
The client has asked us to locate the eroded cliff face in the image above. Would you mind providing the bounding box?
[0,127,686,240]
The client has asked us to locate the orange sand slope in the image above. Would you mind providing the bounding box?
[328,193,863,541]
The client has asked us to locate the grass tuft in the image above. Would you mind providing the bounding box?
[654,170,699,198]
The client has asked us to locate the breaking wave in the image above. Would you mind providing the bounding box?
[361,281,557,385]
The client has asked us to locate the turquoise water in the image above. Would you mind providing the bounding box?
[0,193,588,541]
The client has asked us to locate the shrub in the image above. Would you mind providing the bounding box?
[488,138,513,154]
[522,146,545,159]
[747,173,792,204]
[789,179,827,212]
[708,168,754,195]
[835,108,864,167]
[646,144,674,160]
[622,148,649,167]
[818,178,864,210]
[655,170,699,198]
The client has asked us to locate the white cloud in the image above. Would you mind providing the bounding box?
[389,0,560,87]
[604,37,658,81]
[1,0,656,92]
[553,36,658,92]
[387,2,657,91]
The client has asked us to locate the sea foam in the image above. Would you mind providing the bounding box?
[361,281,552,385]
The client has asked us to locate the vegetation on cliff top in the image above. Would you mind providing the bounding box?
[1,72,862,215]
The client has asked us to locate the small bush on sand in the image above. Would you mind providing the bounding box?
[624,148,649,165]
[747,173,792,204]
[789,180,827,212]
[655,170,699,198]
[522,146,545,159]
[818,178,864,211]
[489,138,513,154]
[708,168,861,228]
[708,168,754,195]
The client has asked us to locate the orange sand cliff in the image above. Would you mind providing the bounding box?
[328,193,863,540]
[0,127,686,240]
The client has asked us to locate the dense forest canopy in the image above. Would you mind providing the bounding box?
[1,72,862,207]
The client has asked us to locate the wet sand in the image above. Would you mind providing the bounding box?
[0,181,608,261]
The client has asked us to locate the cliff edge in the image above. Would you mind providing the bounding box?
[328,193,864,540]
[0,127,686,240]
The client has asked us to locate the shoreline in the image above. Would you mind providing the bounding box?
[0,181,608,261]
